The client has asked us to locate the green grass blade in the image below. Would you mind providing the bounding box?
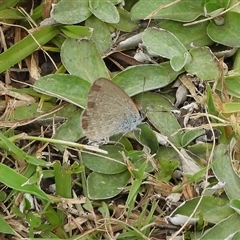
[0,163,50,201]
[0,26,60,73]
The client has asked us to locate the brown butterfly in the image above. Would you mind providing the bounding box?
[81,78,142,144]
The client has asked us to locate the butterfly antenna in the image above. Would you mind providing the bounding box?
[140,76,146,118]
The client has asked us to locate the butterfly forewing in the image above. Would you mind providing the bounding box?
[81,78,142,141]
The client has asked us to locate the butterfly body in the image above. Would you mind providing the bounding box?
[81,78,142,143]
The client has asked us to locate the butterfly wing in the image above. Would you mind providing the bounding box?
[81,78,142,141]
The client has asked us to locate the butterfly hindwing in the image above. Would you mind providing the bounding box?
[81,78,142,142]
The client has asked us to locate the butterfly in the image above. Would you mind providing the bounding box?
[81,78,142,144]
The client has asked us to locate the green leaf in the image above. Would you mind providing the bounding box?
[212,144,240,200]
[206,84,219,120]
[205,84,226,143]
[112,65,173,96]
[127,150,154,173]
[156,158,179,182]
[0,215,14,234]
[110,0,122,4]
[131,0,203,22]
[89,0,119,24]
[26,212,42,228]
[171,54,188,71]
[207,12,240,47]
[142,28,191,71]
[126,178,142,211]
[53,106,83,151]
[59,25,92,38]
[111,7,138,32]
[89,0,99,9]
[0,0,22,10]
[160,20,213,49]
[224,231,240,240]
[147,105,182,147]
[187,143,214,160]
[230,199,240,215]
[181,129,205,147]
[220,74,240,98]
[98,201,110,218]
[61,38,110,82]
[133,123,159,154]
[222,102,240,113]
[204,2,225,17]
[13,102,54,120]
[173,196,235,225]
[52,0,91,24]
[233,49,240,70]
[53,161,72,198]
[0,9,24,19]
[185,47,221,80]
[82,145,127,174]
[87,171,130,199]
[85,15,111,54]
[199,213,240,240]
[0,133,47,167]
[34,74,91,108]
[156,146,178,161]
[0,26,60,73]
[135,91,175,112]
[0,163,50,201]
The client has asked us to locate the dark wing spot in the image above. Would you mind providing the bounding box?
[91,84,101,91]
[87,101,96,108]
[82,110,90,128]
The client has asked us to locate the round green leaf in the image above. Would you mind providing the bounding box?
[13,102,56,120]
[61,38,110,83]
[87,170,130,199]
[82,145,127,174]
[53,106,83,151]
[212,144,240,200]
[86,15,111,54]
[160,20,213,49]
[133,123,159,154]
[181,129,205,147]
[111,7,138,32]
[207,12,240,47]
[52,0,91,24]
[89,0,119,24]
[185,47,221,80]
[142,28,191,71]
[112,65,173,96]
[173,196,234,224]
[147,105,182,147]
[34,74,90,108]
